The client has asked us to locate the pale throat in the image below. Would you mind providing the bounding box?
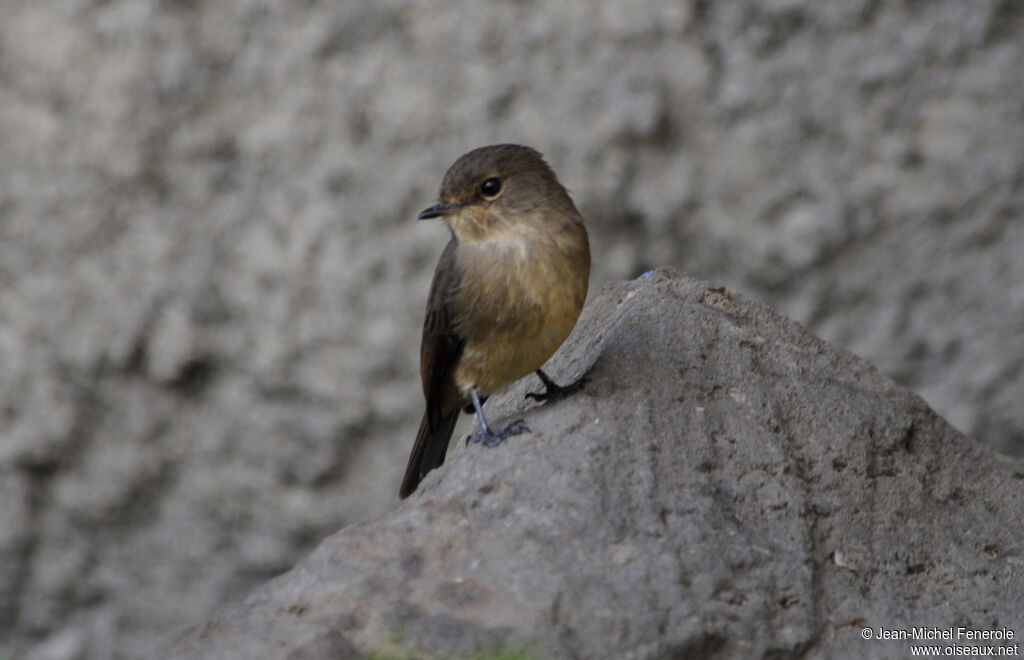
[445,204,560,243]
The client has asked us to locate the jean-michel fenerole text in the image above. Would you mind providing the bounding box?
[872,627,1015,641]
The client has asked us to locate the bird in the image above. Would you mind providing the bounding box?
[399,144,591,498]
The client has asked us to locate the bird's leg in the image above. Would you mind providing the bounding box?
[466,388,529,447]
[525,369,587,403]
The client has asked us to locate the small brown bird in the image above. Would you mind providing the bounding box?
[399,144,590,498]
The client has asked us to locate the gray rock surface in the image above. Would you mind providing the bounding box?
[1,1,1023,658]
[161,271,1024,660]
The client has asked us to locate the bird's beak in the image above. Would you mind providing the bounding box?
[417,201,461,220]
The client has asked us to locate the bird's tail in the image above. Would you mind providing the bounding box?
[399,409,459,498]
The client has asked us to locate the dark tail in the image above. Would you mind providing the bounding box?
[399,409,459,498]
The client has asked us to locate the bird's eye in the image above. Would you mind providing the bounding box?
[480,177,502,198]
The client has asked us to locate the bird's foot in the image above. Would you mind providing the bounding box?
[466,419,530,447]
[526,374,588,403]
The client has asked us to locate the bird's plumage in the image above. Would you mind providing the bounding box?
[399,144,590,498]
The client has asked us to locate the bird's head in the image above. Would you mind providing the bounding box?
[418,144,579,242]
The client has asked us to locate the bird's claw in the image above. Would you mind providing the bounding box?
[466,419,530,447]
[526,376,588,403]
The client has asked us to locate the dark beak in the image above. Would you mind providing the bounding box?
[417,201,461,220]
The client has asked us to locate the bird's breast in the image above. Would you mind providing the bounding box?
[450,225,588,397]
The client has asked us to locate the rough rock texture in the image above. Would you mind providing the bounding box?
[2,1,1023,658]
[161,271,1024,660]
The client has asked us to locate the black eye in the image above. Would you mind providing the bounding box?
[480,177,502,197]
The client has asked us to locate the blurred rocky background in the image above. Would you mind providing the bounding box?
[0,1,1021,658]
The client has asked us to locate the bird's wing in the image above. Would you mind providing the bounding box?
[421,237,465,430]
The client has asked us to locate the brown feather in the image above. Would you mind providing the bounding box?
[399,409,459,498]
[400,144,590,498]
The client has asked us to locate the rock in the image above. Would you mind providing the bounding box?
[161,271,1024,660]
